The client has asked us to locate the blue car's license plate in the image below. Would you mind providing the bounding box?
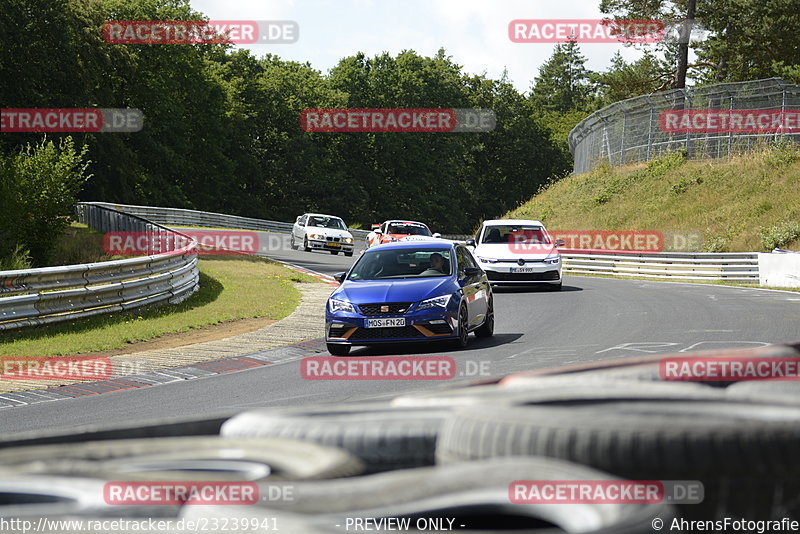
[366,317,406,328]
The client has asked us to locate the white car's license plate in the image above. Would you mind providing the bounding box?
[511,267,536,273]
[366,317,406,328]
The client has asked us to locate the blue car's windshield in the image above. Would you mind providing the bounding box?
[349,249,452,280]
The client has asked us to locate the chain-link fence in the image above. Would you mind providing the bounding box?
[569,78,800,174]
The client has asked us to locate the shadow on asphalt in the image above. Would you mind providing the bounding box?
[343,333,524,357]
[492,284,583,293]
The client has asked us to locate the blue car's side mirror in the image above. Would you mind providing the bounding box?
[334,272,346,284]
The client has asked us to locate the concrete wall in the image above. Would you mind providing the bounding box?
[759,252,800,288]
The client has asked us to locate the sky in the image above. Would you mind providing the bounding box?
[190,0,650,93]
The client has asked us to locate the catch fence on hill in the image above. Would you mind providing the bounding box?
[569,78,800,174]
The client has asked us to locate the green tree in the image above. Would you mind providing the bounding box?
[529,40,595,113]
[694,0,800,83]
[600,0,800,85]
[592,51,672,106]
[0,1,571,236]
[599,0,697,88]
[327,50,474,230]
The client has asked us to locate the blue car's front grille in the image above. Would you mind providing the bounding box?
[357,302,412,316]
[349,326,422,340]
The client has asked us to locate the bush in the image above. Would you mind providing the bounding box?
[764,140,800,167]
[0,137,91,266]
[670,175,703,195]
[644,149,687,178]
[704,236,730,252]
[48,224,111,266]
[0,245,32,271]
[760,221,800,250]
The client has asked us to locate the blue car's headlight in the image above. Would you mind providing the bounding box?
[544,256,560,264]
[328,298,356,313]
[417,294,451,311]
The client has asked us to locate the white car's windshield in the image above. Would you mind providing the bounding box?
[481,225,551,245]
[308,216,346,230]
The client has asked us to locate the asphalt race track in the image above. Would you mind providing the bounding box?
[1,234,798,435]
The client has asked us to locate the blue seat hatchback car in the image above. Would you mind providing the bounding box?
[326,241,494,356]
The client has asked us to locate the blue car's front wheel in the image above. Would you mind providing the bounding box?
[454,303,469,348]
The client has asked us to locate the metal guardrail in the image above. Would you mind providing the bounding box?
[80,202,372,240]
[561,251,759,281]
[82,203,762,283]
[0,205,199,331]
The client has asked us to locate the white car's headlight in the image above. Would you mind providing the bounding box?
[417,295,451,311]
[477,256,498,263]
[328,298,355,313]
[309,233,326,240]
[343,237,353,244]
[544,256,561,264]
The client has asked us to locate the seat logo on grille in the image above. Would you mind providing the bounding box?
[381,305,389,312]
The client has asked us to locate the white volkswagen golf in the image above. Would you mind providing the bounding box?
[291,213,355,256]
[470,219,563,290]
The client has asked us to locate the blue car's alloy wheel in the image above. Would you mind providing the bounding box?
[455,303,469,348]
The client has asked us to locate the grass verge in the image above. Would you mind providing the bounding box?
[0,257,319,356]
[506,144,800,252]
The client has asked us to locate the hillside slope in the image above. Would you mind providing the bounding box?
[505,146,800,252]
